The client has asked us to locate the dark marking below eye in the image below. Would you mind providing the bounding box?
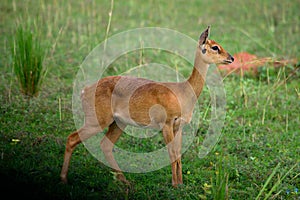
[202,48,207,54]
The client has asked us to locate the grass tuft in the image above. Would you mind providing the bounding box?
[211,154,229,200]
[11,25,47,97]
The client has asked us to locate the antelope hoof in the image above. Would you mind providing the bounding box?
[116,173,130,185]
[60,176,68,184]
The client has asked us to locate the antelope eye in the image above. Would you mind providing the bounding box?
[211,46,219,51]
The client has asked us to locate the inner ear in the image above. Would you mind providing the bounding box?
[199,26,210,45]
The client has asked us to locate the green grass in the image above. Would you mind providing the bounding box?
[0,0,299,199]
[12,25,46,97]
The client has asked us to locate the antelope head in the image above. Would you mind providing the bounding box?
[198,26,234,65]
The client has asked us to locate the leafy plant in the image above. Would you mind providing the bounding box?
[11,25,46,97]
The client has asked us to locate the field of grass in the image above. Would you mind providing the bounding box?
[0,0,299,199]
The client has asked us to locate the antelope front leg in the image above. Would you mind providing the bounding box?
[175,130,183,185]
[173,125,183,185]
[170,134,183,186]
[163,123,182,187]
[176,159,182,184]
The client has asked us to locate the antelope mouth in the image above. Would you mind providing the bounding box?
[222,60,233,64]
[222,54,234,64]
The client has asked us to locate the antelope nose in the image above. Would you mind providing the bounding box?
[229,54,234,62]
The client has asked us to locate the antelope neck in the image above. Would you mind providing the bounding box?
[186,56,209,98]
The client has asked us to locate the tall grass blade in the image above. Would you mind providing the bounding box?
[263,163,297,200]
[255,163,280,200]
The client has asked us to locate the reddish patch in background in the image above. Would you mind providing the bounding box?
[218,52,298,76]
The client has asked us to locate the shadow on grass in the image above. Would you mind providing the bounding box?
[0,170,60,199]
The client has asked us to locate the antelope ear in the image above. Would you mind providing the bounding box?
[199,26,210,45]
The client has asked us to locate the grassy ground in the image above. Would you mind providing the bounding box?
[0,0,299,199]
